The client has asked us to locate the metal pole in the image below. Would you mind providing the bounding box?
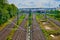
[17,11,19,25]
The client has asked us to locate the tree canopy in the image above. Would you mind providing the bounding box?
[0,0,18,25]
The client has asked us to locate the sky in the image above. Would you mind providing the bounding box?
[8,0,60,8]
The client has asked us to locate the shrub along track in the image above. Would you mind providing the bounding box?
[0,15,20,40]
[31,14,45,40]
[12,14,28,40]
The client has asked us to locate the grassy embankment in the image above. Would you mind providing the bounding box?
[47,14,60,22]
[0,16,16,31]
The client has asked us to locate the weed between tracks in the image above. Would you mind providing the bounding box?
[36,14,60,40]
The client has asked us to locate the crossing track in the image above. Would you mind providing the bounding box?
[31,14,45,40]
[0,15,21,40]
[12,14,28,40]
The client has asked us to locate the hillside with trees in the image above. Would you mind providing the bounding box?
[0,0,18,25]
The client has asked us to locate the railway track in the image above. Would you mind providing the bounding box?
[48,18,60,27]
[12,14,28,40]
[0,15,21,40]
[31,14,45,40]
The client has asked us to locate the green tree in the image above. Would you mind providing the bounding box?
[0,0,18,25]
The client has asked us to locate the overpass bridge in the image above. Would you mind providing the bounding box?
[19,8,56,13]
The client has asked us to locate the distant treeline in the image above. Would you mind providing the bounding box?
[0,0,18,25]
[49,10,60,18]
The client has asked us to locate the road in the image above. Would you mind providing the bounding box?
[31,14,45,40]
[0,15,21,40]
[12,14,28,40]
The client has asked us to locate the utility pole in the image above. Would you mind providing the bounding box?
[29,9,31,26]
[17,11,19,25]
